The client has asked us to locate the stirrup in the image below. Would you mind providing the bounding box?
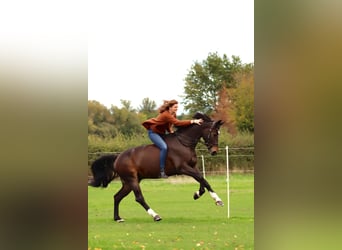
[160,171,168,178]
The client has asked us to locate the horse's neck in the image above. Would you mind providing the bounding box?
[174,126,202,148]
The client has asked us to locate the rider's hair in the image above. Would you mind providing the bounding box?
[158,99,178,113]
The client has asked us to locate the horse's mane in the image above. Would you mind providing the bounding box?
[174,112,212,133]
[192,112,212,122]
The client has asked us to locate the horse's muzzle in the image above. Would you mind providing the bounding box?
[210,146,219,155]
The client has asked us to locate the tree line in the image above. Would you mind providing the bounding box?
[88,53,254,139]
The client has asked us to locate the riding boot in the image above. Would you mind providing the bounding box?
[160,170,168,178]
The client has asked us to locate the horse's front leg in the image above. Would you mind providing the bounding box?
[180,166,224,206]
[193,182,205,200]
[199,177,224,206]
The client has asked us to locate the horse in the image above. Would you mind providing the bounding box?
[89,112,225,222]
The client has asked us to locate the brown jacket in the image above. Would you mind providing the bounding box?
[142,111,191,134]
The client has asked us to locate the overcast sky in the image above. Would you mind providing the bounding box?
[88,0,254,113]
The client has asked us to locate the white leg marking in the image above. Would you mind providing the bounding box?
[209,191,221,202]
[147,208,158,218]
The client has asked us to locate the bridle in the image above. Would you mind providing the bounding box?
[203,122,218,150]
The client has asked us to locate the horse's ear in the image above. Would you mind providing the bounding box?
[193,112,212,122]
[214,120,224,128]
[193,112,204,119]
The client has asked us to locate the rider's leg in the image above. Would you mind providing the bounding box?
[148,130,168,178]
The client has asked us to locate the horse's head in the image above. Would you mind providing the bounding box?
[203,120,224,155]
[193,113,224,155]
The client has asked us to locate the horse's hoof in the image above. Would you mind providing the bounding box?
[153,215,162,221]
[193,192,200,200]
[115,218,125,223]
[215,200,224,206]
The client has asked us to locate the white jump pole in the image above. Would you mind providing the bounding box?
[226,145,230,218]
[201,155,206,178]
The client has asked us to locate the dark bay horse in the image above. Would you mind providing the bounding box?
[89,112,224,222]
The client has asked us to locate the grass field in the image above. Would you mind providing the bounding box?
[88,174,254,250]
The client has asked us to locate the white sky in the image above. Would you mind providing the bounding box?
[88,0,254,113]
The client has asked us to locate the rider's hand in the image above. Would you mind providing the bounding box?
[191,119,203,125]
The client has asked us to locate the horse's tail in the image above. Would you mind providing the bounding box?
[88,154,119,188]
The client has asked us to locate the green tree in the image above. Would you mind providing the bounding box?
[138,97,157,118]
[88,100,113,125]
[110,100,145,136]
[88,100,116,138]
[231,71,254,132]
[182,53,251,114]
[120,99,135,112]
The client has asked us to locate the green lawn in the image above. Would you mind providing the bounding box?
[88,174,254,250]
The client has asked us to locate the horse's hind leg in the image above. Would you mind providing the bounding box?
[131,182,162,222]
[114,183,132,222]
